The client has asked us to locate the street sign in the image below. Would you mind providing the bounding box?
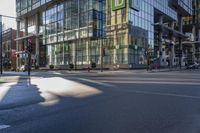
[112,0,126,11]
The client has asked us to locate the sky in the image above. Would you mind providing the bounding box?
[0,0,16,30]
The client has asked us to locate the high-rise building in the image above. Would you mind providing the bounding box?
[2,28,18,70]
[182,0,200,64]
[15,0,192,70]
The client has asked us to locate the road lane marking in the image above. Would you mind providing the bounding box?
[0,124,10,130]
[77,79,200,99]
[126,90,200,99]
[98,80,200,85]
[78,78,114,87]
[92,77,200,82]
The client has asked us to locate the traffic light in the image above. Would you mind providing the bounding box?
[27,38,33,53]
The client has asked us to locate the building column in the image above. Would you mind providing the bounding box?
[73,41,76,69]
[35,13,40,66]
[25,18,28,66]
[197,29,200,42]
[197,29,200,63]
[16,20,20,70]
[178,15,183,68]
[192,25,196,63]
[158,15,163,66]
[86,41,89,65]
[169,21,175,69]
[198,47,200,63]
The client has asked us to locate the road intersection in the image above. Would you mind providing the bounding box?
[0,69,200,133]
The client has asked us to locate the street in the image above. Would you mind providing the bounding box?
[0,69,200,133]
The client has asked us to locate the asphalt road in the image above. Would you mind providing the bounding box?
[0,69,200,133]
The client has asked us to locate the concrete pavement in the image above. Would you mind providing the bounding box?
[0,69,200,132]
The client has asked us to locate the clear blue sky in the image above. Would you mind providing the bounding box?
[0,0,16,30]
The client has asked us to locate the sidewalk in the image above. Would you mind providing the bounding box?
[0,67,193,80]
[146,67,192,73]
[0,72,33,83]
[0,76,102,110]
[0,71,27,76]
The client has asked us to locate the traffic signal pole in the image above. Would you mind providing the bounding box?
[28,52,31,76]
[0,15,2,75]
[27,38,32,77]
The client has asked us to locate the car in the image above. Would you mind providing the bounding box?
[186,62,199,69]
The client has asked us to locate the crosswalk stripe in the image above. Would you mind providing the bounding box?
[0,124,10,130]
[98,80,200,85]
[78,78,114,87]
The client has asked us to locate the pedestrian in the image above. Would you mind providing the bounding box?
[87,67,90,72]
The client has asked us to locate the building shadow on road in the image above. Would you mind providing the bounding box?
[1,71,200,133]
[0,75,45,110]
[0,73,112,133]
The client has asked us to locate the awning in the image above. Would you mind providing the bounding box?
[174,41,200,47]
[154,23,188,38]
[15,34,36,41]
[182,41,200,45]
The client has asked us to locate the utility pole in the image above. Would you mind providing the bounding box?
[0,15,2,75]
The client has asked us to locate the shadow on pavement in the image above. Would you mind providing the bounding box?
[0,70,200,133]
[0,73,112,133]
[0,75,45,110]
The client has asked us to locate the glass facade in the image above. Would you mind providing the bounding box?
[16,0,193,69]
[16,0,52,16]
[182,0,200,64]
[154,0,177,20]
[41,0,106,66]
[128,0,176,65]
[128,0,154,65]
[177,0,193,15]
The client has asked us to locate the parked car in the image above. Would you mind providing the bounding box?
[186,62,199,69]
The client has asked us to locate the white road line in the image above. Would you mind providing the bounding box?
[99,80,200,85]
[77,79,200,99]
[0,124,10,130]
[124,90,200,99]
[93,77,200,82]
[78,78,114,87]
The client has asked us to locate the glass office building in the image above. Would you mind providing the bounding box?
[182,0,200,64]
[16,0,192,69]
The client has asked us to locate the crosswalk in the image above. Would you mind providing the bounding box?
[75,72,200,87]
[0,124,10,130]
